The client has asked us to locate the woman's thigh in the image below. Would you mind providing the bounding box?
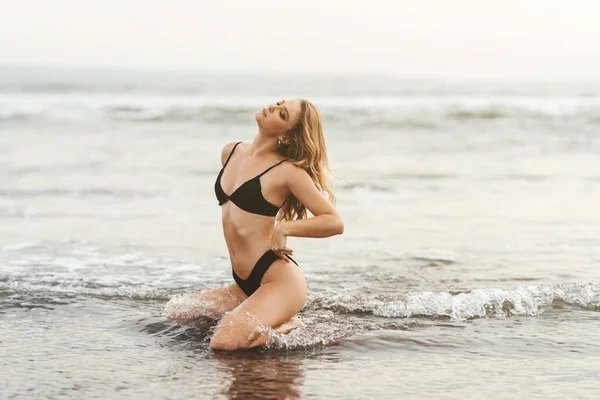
[209,260,307,350]
[242,263,307,328]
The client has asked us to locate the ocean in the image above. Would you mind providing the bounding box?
[1,67,600,399]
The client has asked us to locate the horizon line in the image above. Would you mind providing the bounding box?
[1,64,599,84]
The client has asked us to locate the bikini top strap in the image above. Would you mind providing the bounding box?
[222,142,242,169]
[257,159,287,178]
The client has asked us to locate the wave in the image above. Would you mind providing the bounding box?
[0,279,172,304]
[154,282,600,350]
[307,282,600,320]
[4,268,599,350]
[3,265,598,321]
[2,94,599,129]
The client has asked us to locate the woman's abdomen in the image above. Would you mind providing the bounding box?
[221,212,275,278]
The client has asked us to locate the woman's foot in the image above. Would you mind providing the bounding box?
[274,316,304,334]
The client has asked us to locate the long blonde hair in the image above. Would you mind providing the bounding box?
[276,99,336,222]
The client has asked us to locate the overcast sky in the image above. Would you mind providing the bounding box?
[1,0,599,79]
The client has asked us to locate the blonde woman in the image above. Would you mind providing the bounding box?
[169,99,343,351]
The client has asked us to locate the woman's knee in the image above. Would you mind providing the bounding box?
[209,309,270,351]
[210,313,243,350]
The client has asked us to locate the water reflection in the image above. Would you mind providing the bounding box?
[212,352,305,400]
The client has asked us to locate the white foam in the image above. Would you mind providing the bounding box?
[311,283,600,321]
[163,293,220,321]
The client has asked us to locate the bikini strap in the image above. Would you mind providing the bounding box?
[222,142,242,169]
[257,159,287,178]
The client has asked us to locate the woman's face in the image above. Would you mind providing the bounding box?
[255,99,301,135]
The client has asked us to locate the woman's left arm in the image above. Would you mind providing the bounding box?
[276,165,344,239]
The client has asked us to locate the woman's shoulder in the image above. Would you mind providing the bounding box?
[279,160,308,181]
[220,141,244,166]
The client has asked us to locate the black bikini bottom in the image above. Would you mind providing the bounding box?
[232,250,298,297]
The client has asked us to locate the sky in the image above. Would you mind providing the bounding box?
[1,0,600,80]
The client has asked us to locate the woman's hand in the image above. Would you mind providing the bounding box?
[271,222,293,262]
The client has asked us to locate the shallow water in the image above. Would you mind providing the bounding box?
[1,70,600,398]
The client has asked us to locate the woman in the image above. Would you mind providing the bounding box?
[168,99,343,351]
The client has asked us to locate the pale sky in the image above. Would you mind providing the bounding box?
[1,0,600,80]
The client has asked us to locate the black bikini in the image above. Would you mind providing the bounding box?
[214,142,298,297]
[215,142,287,217]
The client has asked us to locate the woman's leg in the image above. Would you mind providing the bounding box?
[274,316,304,334]
[209,260,307,350]
[165,283,246,323]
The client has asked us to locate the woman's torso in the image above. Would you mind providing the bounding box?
[215,143,290,278]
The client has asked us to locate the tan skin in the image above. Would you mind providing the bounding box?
[167,99,344,350]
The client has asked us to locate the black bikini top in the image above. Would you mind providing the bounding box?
[214,142,287,217]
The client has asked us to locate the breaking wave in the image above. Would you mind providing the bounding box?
[2,94,599,130]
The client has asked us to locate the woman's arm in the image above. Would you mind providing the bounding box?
[276,164,344,238]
